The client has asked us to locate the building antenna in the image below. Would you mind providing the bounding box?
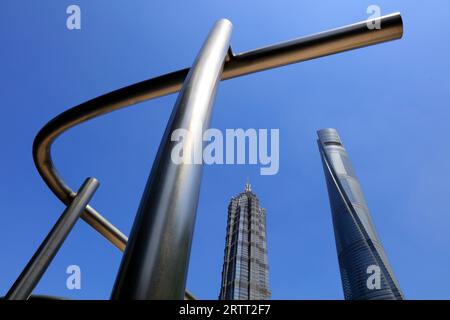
[245,176,251,192]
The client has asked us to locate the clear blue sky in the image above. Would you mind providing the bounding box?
[1,1,450,300]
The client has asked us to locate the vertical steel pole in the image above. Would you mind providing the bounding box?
[111,19,232,300]
[5,177,99,300]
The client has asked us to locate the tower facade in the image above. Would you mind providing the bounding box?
[219,183,271,300]
[317,128,403,300]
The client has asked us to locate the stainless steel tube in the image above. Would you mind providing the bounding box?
[110,18,232,300]
[5,178,99,300]
[223,12,403,79]
[32,13,403,251]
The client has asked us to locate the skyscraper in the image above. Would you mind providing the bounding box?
[219,183,271,300]
[317,128,403,300]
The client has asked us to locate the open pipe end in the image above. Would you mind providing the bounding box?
[371,12,403,40]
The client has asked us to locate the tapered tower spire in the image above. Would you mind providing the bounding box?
[317,128,403,300]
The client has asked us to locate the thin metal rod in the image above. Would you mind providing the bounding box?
[32,13,403,251]
[111,18,232,300]
[5,178,99,300]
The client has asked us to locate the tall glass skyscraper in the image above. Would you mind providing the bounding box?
[219,183,271,300]
[317,128,403,300]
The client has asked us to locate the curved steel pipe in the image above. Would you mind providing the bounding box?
[32,13,403,251]
[112,18,233,299]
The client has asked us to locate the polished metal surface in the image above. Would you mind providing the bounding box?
[5,178,99,300]
[223,13,403,79]
[111,18,232,300]
[32,13,403,253]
